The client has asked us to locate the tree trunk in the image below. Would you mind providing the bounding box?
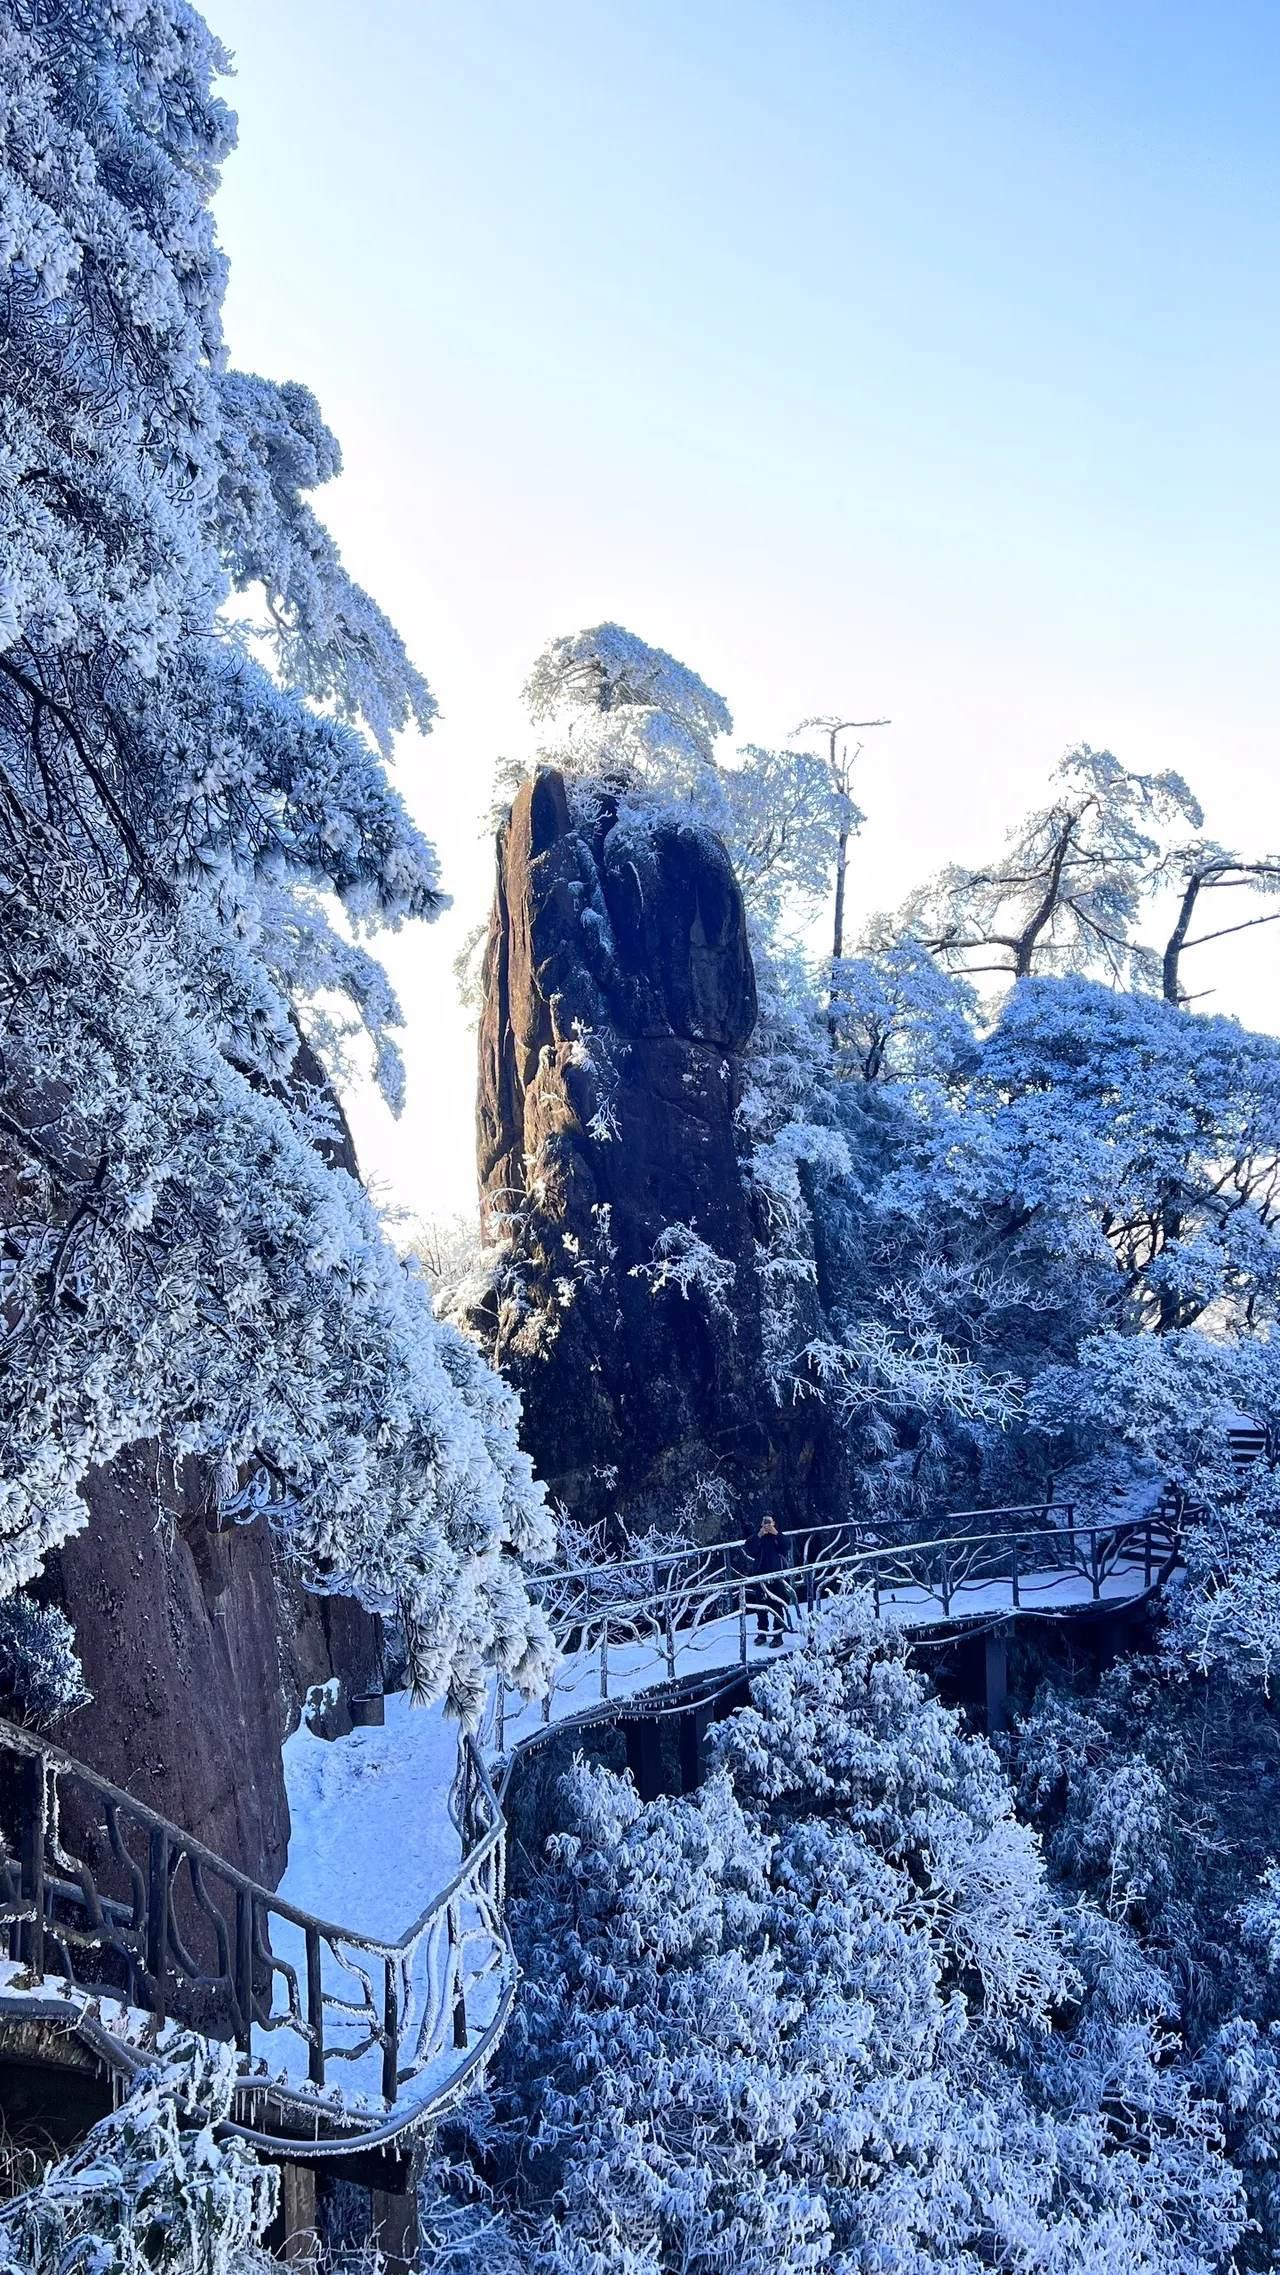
[827,721,851,1042]
[1014,814,1077,978]
[832,822,849,963]
[1163,874,1202,1005]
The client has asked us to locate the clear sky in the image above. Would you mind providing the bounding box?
[211,0,1280,1229]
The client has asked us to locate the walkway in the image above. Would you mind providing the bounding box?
[492,1507,1175,1750]
[0,1505,1179,2156]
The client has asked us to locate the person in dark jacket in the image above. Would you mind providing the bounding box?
[744,1515,789,1646]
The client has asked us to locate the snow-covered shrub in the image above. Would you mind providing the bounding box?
[0,2036,402,2272]
[0,2039,276,2275]
[411,1216,486,1304]
[543,1510,706,1617]
[829,933,978,1092]
[720,741,851,941]
[799,1320,1022,1427]
[1011,1652,1280,2263]
[0,1596,88,1730]
[629,1221,738,1319]
[670,1468,738,1539]
[439,1592,1243,2275]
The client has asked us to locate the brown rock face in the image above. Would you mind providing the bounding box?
[45,1463,381,1890]
[474,769,782,1537]
[35,1038,381,1889]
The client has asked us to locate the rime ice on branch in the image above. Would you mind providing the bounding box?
[0,0,553,1711]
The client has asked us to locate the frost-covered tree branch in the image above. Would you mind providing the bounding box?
[0,0,554,1711]
[630,1222,739,1320]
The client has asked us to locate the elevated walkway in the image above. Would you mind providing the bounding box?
[495,1506,1176,1752]
[0,1506,1179,2160]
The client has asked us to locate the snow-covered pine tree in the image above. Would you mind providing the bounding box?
[436,1593,1243,2275]
[0,1596,88,1729]
[889,744,1203,993]
[0,0,553,1711]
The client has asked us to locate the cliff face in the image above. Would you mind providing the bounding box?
[42,1036,380,1888]
[474,768,825,1540]
[48,1455,379,1886]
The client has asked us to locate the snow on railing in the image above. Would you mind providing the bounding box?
[0,1505,1182,2149]
[0,1717,512,2149]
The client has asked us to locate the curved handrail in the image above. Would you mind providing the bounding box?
[1,1717,500,1950]
[0,1506,1181,2153]
[0,1716,510,2146]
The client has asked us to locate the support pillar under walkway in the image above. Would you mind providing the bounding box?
[984,1630,1010,1736]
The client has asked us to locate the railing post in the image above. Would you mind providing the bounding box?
[449,1902,468,2050]
[1144,1522,1153,1588]
[1010,1536,1021,1610]
[985,1631,1010,1735]
[600,1628,609,1700]
[382,1956,399,2103]
[493,1813,507,1912]
[458,1743,476,1853]
[234,1889,254,2053]
[665,1606,676,1682]
[145,1824,169,2017]
[739,1585,748,1666]
[18,1754,46,1980]
[305,1924,325,2087]
[1090,1529,1102,1601]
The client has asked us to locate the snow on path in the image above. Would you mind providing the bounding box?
[269,1696,482,2112]
[282,1555,1155,1930]
[279,1690,465,1937]
[271,1553,1157,2107]
[0,1556,1160,2131]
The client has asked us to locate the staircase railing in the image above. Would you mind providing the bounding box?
[0,1717,511,2142]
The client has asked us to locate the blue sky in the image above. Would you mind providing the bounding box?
[211,0,1280,1222]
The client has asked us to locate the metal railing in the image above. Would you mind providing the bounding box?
[498,1509,1180,1749]
[531,1504,1093,1623]
[0,1503,1182,2145]
[0,1717,512,2143]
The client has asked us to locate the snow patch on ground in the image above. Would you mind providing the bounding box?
[279,1690,466,1938]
